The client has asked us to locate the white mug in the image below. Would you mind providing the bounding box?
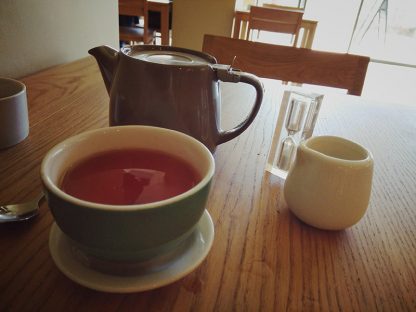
[0,77,29,148]
[284,136,374,230]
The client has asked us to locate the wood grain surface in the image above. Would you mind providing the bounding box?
[0,57,415,311]
[203,35,369,96]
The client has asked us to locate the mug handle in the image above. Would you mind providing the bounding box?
[212,64,264,145]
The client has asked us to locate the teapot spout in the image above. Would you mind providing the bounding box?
[88,46,119,94]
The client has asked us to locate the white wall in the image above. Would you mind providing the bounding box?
[172,0,236,51]
[0,0,118,78]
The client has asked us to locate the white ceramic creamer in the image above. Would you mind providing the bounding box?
[284,136,374,230]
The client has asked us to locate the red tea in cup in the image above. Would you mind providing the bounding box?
[60,149,201,205]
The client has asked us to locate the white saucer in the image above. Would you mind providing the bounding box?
[49,210,214,293]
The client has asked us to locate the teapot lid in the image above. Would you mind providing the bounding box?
[121,45,216,66]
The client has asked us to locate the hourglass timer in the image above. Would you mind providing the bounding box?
[266,90,324,178]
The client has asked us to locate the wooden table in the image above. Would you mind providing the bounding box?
[148,0,172,45]
[1,57,415,311]
[233,10,317,49]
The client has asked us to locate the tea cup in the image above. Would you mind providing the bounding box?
[41,126,215,266]
[284,135,373,230]
[0,77,29,148]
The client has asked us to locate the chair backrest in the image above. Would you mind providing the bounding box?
[263,3,305,10]
[118,0,150,43]
[202,35,370,96]
[247,6,304,46]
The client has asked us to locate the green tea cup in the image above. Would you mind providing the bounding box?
[41,126,215,265]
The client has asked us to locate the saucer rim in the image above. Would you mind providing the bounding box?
[49,210,214,293]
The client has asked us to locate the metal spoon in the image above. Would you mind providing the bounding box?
[0,193,44,223]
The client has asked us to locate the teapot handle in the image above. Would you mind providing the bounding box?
[213,65,264,145]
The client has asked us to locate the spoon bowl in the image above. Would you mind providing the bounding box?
[0,193,44,223]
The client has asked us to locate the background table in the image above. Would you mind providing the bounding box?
[0,57,415,311]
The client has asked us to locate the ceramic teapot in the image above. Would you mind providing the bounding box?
[89,45,263,152]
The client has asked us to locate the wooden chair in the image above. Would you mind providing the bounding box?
[247,6,304,47]
[119,0,155,44]
[202,35,370,96]
[263,2,306,9]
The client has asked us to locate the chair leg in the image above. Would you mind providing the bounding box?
[293,31,300,47]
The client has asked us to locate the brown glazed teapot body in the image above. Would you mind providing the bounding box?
[89,45,263,152]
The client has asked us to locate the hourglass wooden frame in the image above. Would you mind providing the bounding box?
[266,90,324,179]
